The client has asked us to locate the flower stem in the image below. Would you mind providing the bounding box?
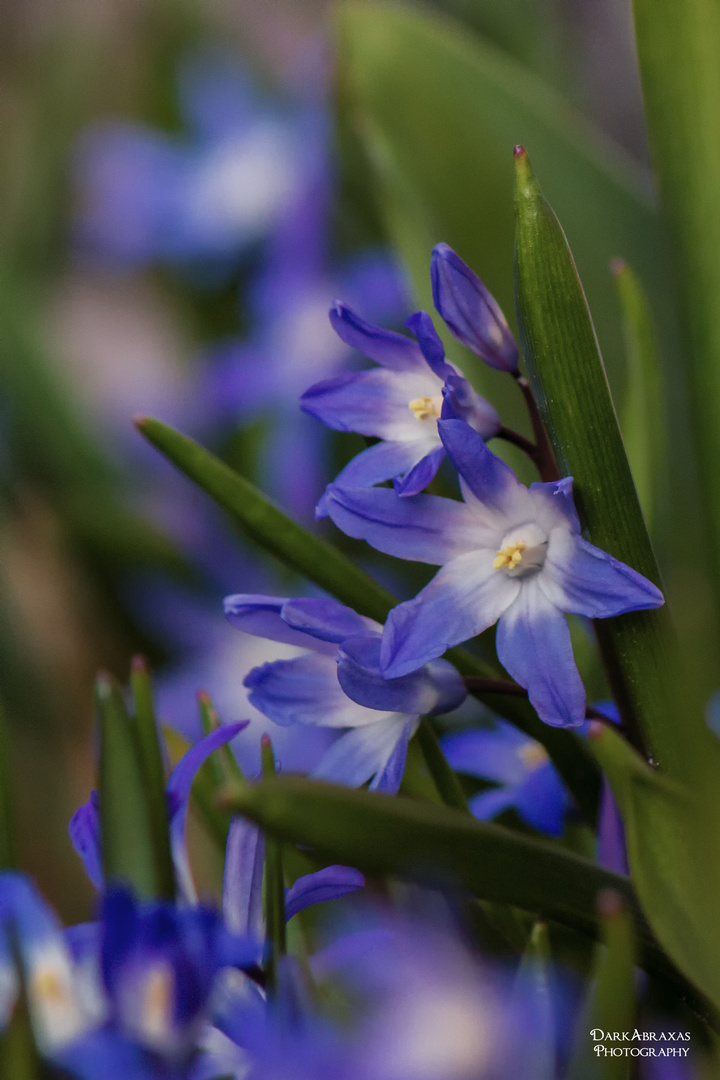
[416,719,468,812]
[513,374,560,482]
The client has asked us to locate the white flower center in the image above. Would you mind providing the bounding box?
[408,395,443,422]
[493,523,547,578]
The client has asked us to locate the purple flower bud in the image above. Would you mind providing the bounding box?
[431,243,519,372]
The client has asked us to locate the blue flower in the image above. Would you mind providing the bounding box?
[441,721,571,836]
[431,243,519,372]
[301,306,500,511]
[323,419,663,728]
[74,48,313,273]
[223,595,466,792]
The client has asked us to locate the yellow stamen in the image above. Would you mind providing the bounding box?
[408,396,441,421]
[31,968,67,1004]
[518,742,548,771]
[493,541,526,571]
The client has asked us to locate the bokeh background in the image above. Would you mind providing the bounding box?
[0,0,684,922]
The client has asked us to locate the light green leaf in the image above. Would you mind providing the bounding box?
[632,0,720,630]
[613,260,664,531]
[590,722,720,1013]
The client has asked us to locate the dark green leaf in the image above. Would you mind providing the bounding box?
[219,775,710,1016]
[513,148,713,784]
[129,658,175,901]
[261,737,285,994]
[97,673,158,899]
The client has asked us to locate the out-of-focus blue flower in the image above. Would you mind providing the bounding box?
[431,244,519,373]
[301,306,499,511]
[223,595,466,792]
[324,419,663,728]
[441,721,571,836]
[70,722,248,902]
[74,49,313,274]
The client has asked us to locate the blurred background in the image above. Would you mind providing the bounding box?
[0,0,671,921]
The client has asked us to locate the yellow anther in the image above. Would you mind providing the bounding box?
[518,742,548,771]
[31,968,67,1004]
[408,396,441,421]
[493,541,526,571]
[143,967,174,1038]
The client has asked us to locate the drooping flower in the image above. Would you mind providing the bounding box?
[223,595,466,792]
[441,721,571,836]
[301,306,500,511]
[323,419,663,728]
[431,243,519,373]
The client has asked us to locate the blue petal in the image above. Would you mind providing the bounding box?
[69,791,104,891]
[329,301,425,372]
[244,652,381,728]
[312,716,417,789]
[438,419,528,517]
[393,444,446,497]
[280,597,377,643]
[441,375,501,440]
[317,441,439,517]
[468,786,518,821]
[285,866,365,921]
[496,580,586,728]
[223,817,265,939]
[381,552,518,678]
[441,725,528,785]
[541,531,664,618]
[223,594,332,651]
[55,1030,162,1080]
[513,762,569,837]
[528,477,581,533]
[405,311,455,379]
[323,485,480,565]
[166,722,248,900]
[597,778,629,875]
[431,243,519,372]
[338,632,466,715]
[301,368,440,441]
[371,719,415,793]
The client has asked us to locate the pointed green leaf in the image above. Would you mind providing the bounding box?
[220,776,711,1016]
[513,148,714,785]
[135,416,395,626]
[590,723,720,1012]
[129,658,175,901]
[97,673,158,899]
[632,0,720,625]
[136,416,602,819]
[612,260,664,530]
[261,736,286,994]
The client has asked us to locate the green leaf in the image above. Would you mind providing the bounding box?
[137,417,602,820]
[97,673,158,899]
[135,417,395,625]
[220,776,709,1014]
[590,722,720,1013]
[0,704,16,871]
[631,0,720,629]
[261,737,286,994]
[612,260,664,530]
[513,148,714,785]
[335,3,680,434]
[129,658,175,901]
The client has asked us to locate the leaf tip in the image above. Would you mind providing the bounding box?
[598,888,625,919]
[587,720,606,741]
[610,257,628,277]
[513,144,527,160]
[131,655,148,675]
